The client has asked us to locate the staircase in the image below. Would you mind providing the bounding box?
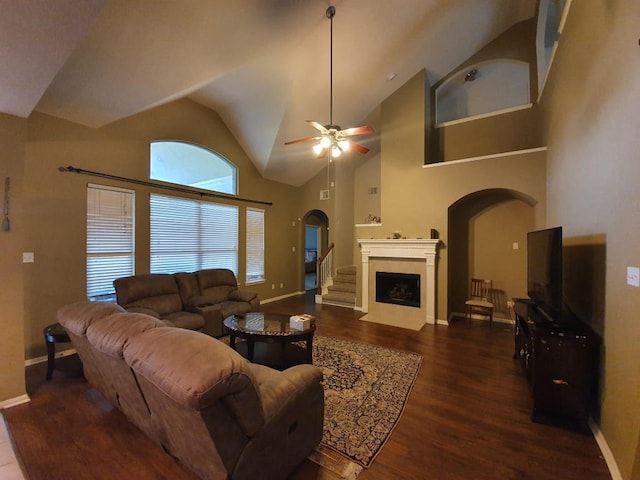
[321,265,356,308]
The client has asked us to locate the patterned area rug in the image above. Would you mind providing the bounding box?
[311,336,422,469]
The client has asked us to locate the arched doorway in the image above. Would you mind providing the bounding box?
[448,188,538,323]
[302,210,329,291]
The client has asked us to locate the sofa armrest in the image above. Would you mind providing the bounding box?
[229,289,258,304]
[184,296,217,310]
[256,364,323,421]
[198,305,225,338]
[232,364,324,479]
[124,307,161,319]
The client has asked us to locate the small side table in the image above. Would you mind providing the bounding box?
[43,322,72,380]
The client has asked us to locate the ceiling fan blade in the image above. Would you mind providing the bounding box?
[348,139,370,154]
[307,120,328,133]
[284,135,320,145]
[340,125,374,137]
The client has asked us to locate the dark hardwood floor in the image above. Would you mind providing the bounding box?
[6,292,611,480]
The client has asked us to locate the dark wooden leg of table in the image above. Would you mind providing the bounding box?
[229,334,236,351]
[247,339,255,361]
[306,335,314,364]
[45,339,55,380]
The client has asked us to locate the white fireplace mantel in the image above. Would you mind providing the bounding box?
[358,238,441,325]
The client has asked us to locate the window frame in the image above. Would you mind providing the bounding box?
[149,140,238,195]
[86,183,135,302]
[149,193,239,276]
[245,207,265,285]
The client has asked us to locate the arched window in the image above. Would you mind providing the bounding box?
[150,141,237,195]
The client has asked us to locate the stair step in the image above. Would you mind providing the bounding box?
[320,265,356,309]
[322,291,356,307]
[336,265,356,275]
[328,282,356,293]
[335,273,356,282]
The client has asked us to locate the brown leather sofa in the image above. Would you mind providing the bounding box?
[114,268,260,337]
[57,301,324,480]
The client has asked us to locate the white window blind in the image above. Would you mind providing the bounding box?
[86,184,135,301]
[246,207,265,284]
[150,194,238,275]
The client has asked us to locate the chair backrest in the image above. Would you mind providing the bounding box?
[114,274,183,316]
[470,278,492,301]
[196,269,238,303]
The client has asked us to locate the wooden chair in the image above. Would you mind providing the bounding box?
[465,279,494,325]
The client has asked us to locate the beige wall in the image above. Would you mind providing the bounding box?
[468,198,533,315]
[430,18,543,163]
[1,5,637,478]
[539,2,640,478]
[371,70,546,322]
[0,113,27,403]
[20,100,302,359]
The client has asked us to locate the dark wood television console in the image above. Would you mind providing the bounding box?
[514,299,601,431]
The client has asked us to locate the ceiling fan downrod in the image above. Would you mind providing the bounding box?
[327,5,335,127]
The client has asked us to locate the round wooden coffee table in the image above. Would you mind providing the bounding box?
[223,312,315,369]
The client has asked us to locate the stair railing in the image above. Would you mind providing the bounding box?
[316,242,334,295]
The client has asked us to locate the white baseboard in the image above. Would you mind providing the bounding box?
[261,291,305,304]
[589,418,622,480]
[25,348,77,367]
[0,394,31,409]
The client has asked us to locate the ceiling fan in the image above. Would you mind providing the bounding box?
[284,5,373,158]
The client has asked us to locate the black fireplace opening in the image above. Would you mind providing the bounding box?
[375,272,420,308]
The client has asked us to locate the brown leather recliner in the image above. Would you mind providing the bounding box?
[124,327,324,480]
[113,269,260,338]
[58,301,324,480]
[186,269,260,337]
[113,273,204,330]
[85,311,166,444]
[56,301,126,394]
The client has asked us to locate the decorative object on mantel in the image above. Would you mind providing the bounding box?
[391,231,403,239]
[365,213,381,224]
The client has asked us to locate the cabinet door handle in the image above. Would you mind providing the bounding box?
[552,379,569,386]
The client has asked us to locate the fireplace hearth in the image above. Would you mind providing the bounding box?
[376,272,420,308]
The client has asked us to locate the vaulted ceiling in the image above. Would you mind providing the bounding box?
[1,0,534,186]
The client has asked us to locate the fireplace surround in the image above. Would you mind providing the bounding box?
[358,239,441,329]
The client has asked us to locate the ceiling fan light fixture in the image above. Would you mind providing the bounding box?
[283,6,372,158]
[320,136,331,149]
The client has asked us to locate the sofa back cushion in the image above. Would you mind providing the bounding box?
[174,272,200,305]
[196,269,237,304]
[57,301,125,336]
[86,312,165,358]
[114,274,182,317]
[124,327,265,436]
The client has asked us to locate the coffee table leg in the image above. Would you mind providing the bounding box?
[306,335,314,364]
[229,334,236,351]
[247,339,255,361]
[46,339,55,380]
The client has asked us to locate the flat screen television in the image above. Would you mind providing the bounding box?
[527,226,563,320]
